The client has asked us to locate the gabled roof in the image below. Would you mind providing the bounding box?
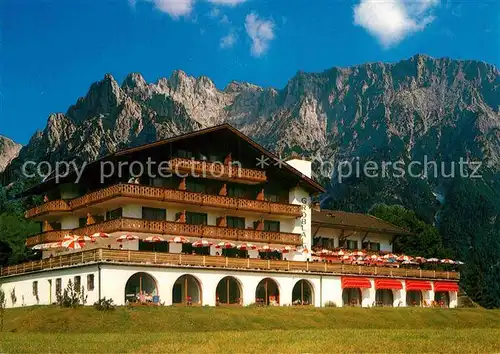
[312,209,413,236]
[22,123,325,195]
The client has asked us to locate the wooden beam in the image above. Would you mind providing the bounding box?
[312,226,321,239]
[361,231,369,243]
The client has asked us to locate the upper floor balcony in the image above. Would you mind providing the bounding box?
[25,183,302,220]
[25,217,303,247]
[169,158,267,184]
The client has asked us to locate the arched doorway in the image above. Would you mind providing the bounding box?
[125,272,158,304]
[342,288,362,306]
[406,290,423,306]
[292,280,314,305]
[216,277,242,305]
[375,289,394,307]
[434,291,450,308]
[172,275,202,305]
[255,278,280,306]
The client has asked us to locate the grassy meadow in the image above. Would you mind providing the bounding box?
[1,306,499,353]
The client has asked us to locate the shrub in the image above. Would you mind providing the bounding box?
[324,301,337,307]
[10,288,17,306]
[56,280,87,308]
[93,297,115,311]
[0,288,6,331]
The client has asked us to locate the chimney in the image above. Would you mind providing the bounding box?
[286,155,312,178]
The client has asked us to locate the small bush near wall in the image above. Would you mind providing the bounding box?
[0,288,6,331]
[10,288,17,306]
[324,301,337,307]
[93,298,115,311]
[56,280,87,308]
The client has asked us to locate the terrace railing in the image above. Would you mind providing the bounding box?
[0,248,460,280]
[25,217,303,247]
[25,184,301,219]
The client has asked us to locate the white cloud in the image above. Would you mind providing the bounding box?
[353,0,439,48]
[153,0,194,17]
[220,32,237,48]
[245,12,275,57]
[208,0,247,5]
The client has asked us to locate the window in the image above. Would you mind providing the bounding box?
[142,207,166,221]
[369,242,381,251]
[49,222,62,231]
[227,185,247,198]
[264,220,280,232]
[79,217,87,228]
[106,208,122,220]
[56,278,62,294]
[187,181,206,193]
[74,276,81,290]
[32,281,38,296]
[346,240,358,250]
[177,149,193,158]
[186,212,208,225]
[227,216,245,229]
[87,274,95,291]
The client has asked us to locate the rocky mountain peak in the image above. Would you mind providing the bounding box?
[0,135,22,172]
[122,72,147,91]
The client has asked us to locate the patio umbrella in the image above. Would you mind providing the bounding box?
[237,243,257,250]
[455,261,465,265]
[336,250,346,256]
[92,232,110,238]
[350,251,366,257]
[192,239,212,247]
[426,258,440,263]
[440,259,455,264]
[168,236,190,244]
[341,255,353,261]
[281,246,297,253]
[61,237,84,250]
[215,241,236,249]
[74,235,95,242]
[144,236,166,243]
[258,245,276,252]
[319,249,332,255]
[397,255,414,262]
[401,260,418,265]
[116,234,139,242]
[414,256,427,263]
[383,253,397,259]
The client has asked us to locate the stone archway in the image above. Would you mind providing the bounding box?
[255,278,280,306]
[292,280,314,305]
[375,289,394,307]
[406,290,423,307]
[125,272,158,304]
[172,274,202,305]
[216,276,242,305]
[342,288,362,306]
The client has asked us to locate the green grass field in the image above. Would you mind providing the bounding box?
[1,306,499,353]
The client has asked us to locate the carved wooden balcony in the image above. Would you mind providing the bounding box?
[169,158,267,184]
[25,217,302,247]
[25,184,302,219]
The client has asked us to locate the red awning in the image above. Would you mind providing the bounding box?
[342,277,371,289]
[434,281,459,292]
[406,280,432,291]
[375,279,403,290]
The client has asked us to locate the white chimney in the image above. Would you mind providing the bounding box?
[286,157,312,178]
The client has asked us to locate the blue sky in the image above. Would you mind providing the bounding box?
[1,0,498,144]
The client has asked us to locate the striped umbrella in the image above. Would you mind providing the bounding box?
[168,236,190,244]
[426,258,440,263]
[74,235,95,242]
[281,246,297,253]
[237,243,257,250]
[414,256,427,263]
[319,249,332,255]
[116,234,139,242]
[62,237,84,250]
[259,245,276,252]
[144,236,166,243]
[341,255,353,261]
[215,241,236,249]
[192,239,212,248]
[440,258,455,264]
[397,255,414,262]
[336,250,346,256]
[92,232,110,238]
[383,253,397,259]
[350,250,366,257]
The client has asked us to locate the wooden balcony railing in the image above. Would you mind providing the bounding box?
[169,158,267,184]
[25,184,302,219]
[25,217,302,247]
[0,248,460,281]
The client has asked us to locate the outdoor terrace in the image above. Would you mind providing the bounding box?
[25,184,302,220]
[0,248,460,280]
[25,217,303,247]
